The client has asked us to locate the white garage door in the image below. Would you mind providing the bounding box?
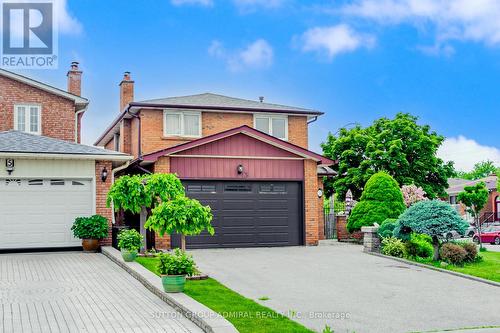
[0,178,93,249]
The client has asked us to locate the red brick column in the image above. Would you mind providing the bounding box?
[318,177,325,241]
[152,156,171,249]
[304,160,319,245]
[336,215,363,242]
[95,160,113,246]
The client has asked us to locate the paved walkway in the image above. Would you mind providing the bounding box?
[191,243,500,333]
[0,252,202,333]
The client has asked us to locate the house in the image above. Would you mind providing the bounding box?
[446,174,499,223]
[95,72,335,249]
[0,63,131,250]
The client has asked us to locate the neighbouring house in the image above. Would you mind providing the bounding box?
[95,72,335,249]
[0,63,131,251]
[446,174,499,223]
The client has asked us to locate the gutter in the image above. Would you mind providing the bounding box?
[307,116,318,124]
[0,152,132,161]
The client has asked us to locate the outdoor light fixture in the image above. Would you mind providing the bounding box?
[317,188,323,198]
[5,159,14,175]
[237,164,244,174]
[101,167,108,182]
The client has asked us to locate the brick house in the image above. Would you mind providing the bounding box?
[0,63,131,250]
[446,175,499,224]
[95,73,335,249]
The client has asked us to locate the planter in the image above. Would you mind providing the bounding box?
[82,239,99,252]
[161,275,186,293]
[121,249,138,262]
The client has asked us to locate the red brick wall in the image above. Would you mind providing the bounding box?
[304,160,319,245]
[0,75,76,141]
[288,116,308,149]
[336,215,363,242]
[119,118,132,155]
[96,161,113,246]
[151,156,171,249]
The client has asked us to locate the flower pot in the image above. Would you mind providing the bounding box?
[121,249,138,262]
[82,239,99,252]
[161,275,186,293]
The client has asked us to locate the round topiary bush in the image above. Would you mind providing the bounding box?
[347,172,406,232]
[393,200,468,260]
[377,218,398,239]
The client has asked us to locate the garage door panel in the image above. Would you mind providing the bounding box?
[0,178,93,250]
[175,181,303,249]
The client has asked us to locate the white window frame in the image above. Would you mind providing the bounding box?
[163,110,202,138]
[14,104,42,135]
[253,114,288,140]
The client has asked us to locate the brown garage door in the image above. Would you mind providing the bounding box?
[171,181,303,249]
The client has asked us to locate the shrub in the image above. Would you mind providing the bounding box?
[439,243,467,265]
[157,249,196,276]
[71,215,108,239]
[347,172,406,232]
[393,200,468,260]
[401,184,427,207]
[460,242,478,263]
[405,233,433,259]
[117,229,144,252]
[378,218,398,238]
[381,237,406,258]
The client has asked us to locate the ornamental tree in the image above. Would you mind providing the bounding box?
[393,200,468,260]
[107,173,185,249]
[347,172,406,232]
[457,182,489,249]
[145,196,214,250]
[401,184,427,207]
[321,113,455,200]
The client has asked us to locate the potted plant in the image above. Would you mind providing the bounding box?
[117,229,143,262]
[157,249,195,293]
[71,215,109,252]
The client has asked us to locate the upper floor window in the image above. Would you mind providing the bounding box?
[163,110,201,137]
[14,104,41,135]
[254,114,288,140]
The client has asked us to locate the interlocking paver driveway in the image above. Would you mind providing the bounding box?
[0,252,203,333]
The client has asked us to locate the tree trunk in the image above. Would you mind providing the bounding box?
[432,237,440,261]
[180,234,186,251]
[476,216,483,250]
[139,206,148,253]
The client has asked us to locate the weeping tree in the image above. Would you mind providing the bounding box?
[145,196,214,250]
[107,173,185,250]
[393,200,468,260]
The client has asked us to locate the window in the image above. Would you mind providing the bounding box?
[163,110,201,137]
[28,179,43,186]
[14,104,41,134]
[50,179,65,186]
[254,115,288,140]
[224,184,252,192]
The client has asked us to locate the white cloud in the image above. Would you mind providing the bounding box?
[438,136,500,171]
[208,39,274,71]
[54,0,83,35]
[341,0,500,49]
[171,0,213,6]
[299,24,375,59]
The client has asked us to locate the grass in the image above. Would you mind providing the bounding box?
[135,257,314,333]
[413,251,500,283]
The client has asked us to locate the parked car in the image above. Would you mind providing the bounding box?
[465,225,476,238]
[472,226,500,245]
[441,227,474,240]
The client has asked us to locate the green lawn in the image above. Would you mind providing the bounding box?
[415,251,500,283]
[135,257,314,333]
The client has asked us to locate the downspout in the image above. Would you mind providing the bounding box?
[110,160,131,225]
[74,105,88,142]
[307,116,318,124]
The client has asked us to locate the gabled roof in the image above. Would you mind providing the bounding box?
[141,125,335,166]
[0,131,130,161]
[446,175,498,195]
[94,93,323,146]
[0,68,88,109]
[138,93,321,114]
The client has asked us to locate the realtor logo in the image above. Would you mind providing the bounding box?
[1,0,58,69]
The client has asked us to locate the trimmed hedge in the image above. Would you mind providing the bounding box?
[347,172,405,232]
[377,218,398,239]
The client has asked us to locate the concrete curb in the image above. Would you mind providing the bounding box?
[366,251,500,288]
[102,247,238,333]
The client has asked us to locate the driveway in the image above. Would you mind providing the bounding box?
[191,243,500,333]
[0,252,202,333]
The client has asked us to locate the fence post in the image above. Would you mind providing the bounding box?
[361,226,380,253]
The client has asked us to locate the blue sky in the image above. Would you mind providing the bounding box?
[16,0,500,171]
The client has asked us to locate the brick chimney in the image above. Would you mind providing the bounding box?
[119,71,134,111]
[67,61,82,96]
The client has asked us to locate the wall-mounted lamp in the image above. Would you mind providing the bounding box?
[237,164,244,175]
[317,188,323,198]
[101,167,108,182]
[5,159,14,175]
